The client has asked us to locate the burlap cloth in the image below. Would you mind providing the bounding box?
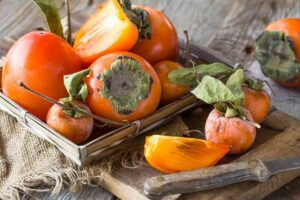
[0,107,188,199]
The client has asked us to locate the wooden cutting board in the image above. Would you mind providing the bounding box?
[98,107,300,200]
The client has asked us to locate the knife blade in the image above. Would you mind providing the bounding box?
[144,157,300,199]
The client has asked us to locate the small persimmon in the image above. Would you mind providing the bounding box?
[205,108,256,154]
[46,100,93,144]
[154,61,189,105]
[144,135,230,173]
[243,87,271,123]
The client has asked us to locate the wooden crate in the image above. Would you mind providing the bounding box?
[0,41,231,165]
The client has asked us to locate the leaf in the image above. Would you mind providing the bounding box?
[64,68,91,102]
[168,63,235,87]
[32,0,65,39]
[191,76,241,104]
[226,69,245,101]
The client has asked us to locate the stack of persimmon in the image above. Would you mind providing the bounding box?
[2,0,183,144]
[1,0,274,174]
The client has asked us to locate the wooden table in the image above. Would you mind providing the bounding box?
[1,0,300,199]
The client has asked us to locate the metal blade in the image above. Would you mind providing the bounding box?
[264,156,300,175]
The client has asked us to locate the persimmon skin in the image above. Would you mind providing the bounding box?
[46,101,93,144]
[205,109,256,154]
[85,52,161,122]
[264,18,300,87]
[74,0,139,64]
[144,135,230,173]
[154,61,189,105]
[131,6,179,65]
[2,31,82,121]
[243,87,271,123]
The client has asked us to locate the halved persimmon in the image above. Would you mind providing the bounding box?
[144,135,230,173]
[74,0,139,64]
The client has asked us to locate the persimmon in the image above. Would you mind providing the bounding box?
[256,18,300,87]
[131,5,179,64]
[46,100,93,144]
[2,31,82,121]
[243,82,271,123]
[205,108,256,154]
[85,52,161,122]
[144,135,230,173]
[73,0,139,64]
[154,61,189,105]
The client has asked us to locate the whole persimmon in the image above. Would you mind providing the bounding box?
[46,100,93,144]
[131,5,179,64]
[154,61,189,105]
[243,87,271,123]
[256,18,300,87]
[205,108,256,154]
[85,52,161,122]
[2,31,82,120]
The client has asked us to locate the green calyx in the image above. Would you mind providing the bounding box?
[255,31,300,83]
[60,98,90,119]
[119,0,152,40]
[99,56,152,115]
[214,102,246,119]
[244,78,264,91]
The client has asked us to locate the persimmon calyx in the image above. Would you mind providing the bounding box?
[99,56,152,115]
[60,98,90,119]
[255,31,300,82]
[119,0,152,40]
[244,78,264,91]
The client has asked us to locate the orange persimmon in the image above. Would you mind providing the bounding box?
[144,135,230,173]
[256,18,300,87]
[73,0,139,64]
[205,109,256,154]
[243,87,271,123]
[46,100,93,144]
[154,61,189,105]
[2,31,82,121]
[131,5,179,64]
[85,52,161,122]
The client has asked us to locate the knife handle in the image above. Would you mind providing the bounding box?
[144,159,271,199]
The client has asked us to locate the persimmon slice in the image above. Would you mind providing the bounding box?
[74,0,139,64]
[144,135,230,173]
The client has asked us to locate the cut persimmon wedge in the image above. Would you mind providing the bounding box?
[144,135,230,173]
[74,0,139,64]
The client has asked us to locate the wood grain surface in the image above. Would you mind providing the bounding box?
[0,0,300,199]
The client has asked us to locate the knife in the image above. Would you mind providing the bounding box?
[144,157,300,199]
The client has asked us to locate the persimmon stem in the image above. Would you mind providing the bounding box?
[64,0,72,44]
[19,82,127,126]
[184,30,191,67]
[262,80,277,97]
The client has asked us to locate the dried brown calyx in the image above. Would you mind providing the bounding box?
[99,56,152,115]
